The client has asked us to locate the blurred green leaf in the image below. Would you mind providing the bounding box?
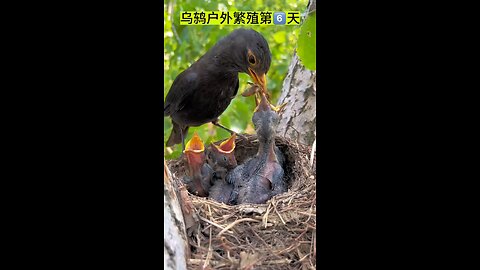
[297,11,316,70]
[297,12,317,70]
[273,31,286,43]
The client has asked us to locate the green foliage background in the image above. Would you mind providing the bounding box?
[164,0,309,159]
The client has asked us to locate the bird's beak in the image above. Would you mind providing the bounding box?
[253,92,287,113]
[184,132,205,172]
[216,133,236,153]
[254,92,271,112]
[248,68,267,93]
[213,134,238,167]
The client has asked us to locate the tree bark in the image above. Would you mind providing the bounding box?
[164,160,188,270]
[276,0,317,146]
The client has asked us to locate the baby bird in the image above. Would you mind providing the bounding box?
[206,133,238,180]
[208,180,235,205]
[182,132,213,197]
[227,93,286,204]
[206,134,237,204]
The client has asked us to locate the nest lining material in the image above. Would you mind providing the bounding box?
[167,134,316,270]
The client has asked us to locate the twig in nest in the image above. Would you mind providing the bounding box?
[296,248,310,269]
[207,204,213,219]
[203,225,213,269]
[309,139,316,169]
[263,203,272,228]
[294,230,308,242]
[312,231,316,257]
[273,200,286,225]
[298,210,316,219]
[288,195,295,205]
[274,241,301,256]
[310,193,316,210]
[201,224,213,234]
[196,224,201,251]
[248,227,270,249]
[219,236,232,253]
[197,215,234,234]
[218,218,260,237]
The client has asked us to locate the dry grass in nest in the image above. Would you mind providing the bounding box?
[167,134,316,270]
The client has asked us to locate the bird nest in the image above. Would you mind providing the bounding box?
[166,134,316,270]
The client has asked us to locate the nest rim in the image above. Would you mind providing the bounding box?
[166,134,316,270]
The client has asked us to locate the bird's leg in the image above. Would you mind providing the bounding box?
[212,119,248,140]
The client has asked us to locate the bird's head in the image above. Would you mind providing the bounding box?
[252,93,279,141]
[224,29,271,93]
[207,133,238,169]
[183,132,206,174]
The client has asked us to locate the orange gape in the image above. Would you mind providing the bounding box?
[183,132,213,197]
[206,133,238,174]
[217,133,236,152]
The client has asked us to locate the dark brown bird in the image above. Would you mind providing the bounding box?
[207,134,237,204]
[164,28,272,150]
[227,93,286,204]
[182,132,213,197]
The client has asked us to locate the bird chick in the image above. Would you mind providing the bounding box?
[206,133,238,180]
[182,132,213,197]
[206,134,238,204]
[208,180,235,205]
[227,93,286,204]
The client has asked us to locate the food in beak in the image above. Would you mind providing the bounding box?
[241,82,261,97]
[248,68,268,97]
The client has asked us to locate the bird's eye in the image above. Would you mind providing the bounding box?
[223,156,227,162]
[248,54,256,65]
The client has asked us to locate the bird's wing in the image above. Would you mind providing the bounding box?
[164,70,199,116]
[270,164,285,195]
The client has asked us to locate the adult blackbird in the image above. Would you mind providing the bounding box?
[164,28,272,149]
[227,93,286,204]
[182,132,213,197]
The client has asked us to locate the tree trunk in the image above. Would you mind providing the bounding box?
[276,0,317,146]
[164,160,188,270]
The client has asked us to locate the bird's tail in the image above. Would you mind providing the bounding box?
[166,121,189,147]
